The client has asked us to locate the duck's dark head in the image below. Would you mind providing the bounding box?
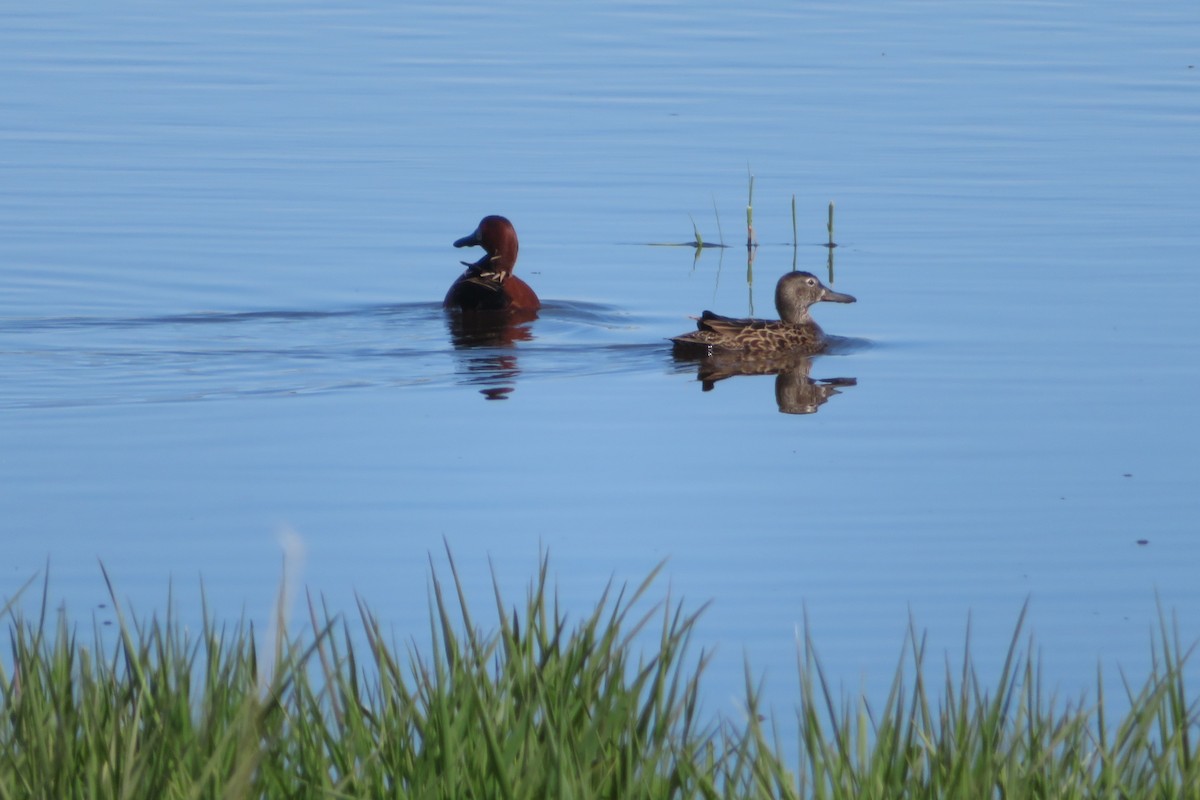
[776,271,856,323]
[454,215,519,276]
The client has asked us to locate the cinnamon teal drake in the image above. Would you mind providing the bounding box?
[671,271,855,355]
[445,215,540,312]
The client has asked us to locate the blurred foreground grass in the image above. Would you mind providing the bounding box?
[1,551,1196,799]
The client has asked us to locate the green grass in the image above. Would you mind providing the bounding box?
[1,554,1197,799]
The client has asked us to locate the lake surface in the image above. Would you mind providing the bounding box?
[3,0,1199,727]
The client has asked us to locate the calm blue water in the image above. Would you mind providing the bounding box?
[3,0,1199,728]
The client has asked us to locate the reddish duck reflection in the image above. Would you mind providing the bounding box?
[444,311,535,400]
[445,308,537,347]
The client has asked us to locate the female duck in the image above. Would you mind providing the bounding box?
[445,215,540,312]
[671,271,855,355]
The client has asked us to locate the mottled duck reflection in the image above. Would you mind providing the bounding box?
[678,349,856,415]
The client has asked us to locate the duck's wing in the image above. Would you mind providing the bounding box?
[459,273,505,293]
[445,269,507,311]
[695,311,775,334]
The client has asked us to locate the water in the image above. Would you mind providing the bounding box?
[3,0,1199,724]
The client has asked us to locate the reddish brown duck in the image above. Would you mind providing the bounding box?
[445,215,540,313]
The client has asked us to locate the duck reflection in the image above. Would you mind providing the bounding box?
[675,349,856,415]
[445,308,537,399]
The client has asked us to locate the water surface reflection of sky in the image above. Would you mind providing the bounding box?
[1,1,1198,722]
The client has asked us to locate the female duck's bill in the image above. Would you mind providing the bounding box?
[444,215,541,312]
[670,270,855,355]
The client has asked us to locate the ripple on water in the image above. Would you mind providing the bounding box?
[0,301,685,408]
